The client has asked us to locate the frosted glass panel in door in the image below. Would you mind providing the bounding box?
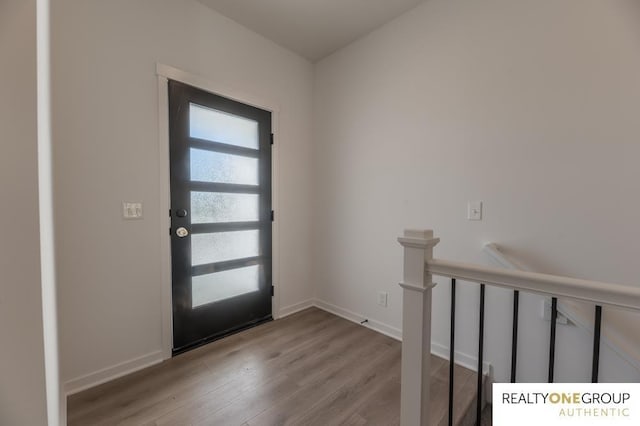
[191,192,259,224]
[191,230,260,266]
[189,103,259,149]
[190,148,258,185]
[192,265,260,307]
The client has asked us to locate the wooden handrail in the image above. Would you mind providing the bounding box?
[427,258,640,311]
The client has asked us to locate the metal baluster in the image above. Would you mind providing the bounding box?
[476,284,485,425]
[591,305,603,383]
[510,290,519,383]
[548,297,558,383]
[448,278,456,426]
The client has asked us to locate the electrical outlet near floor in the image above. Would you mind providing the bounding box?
[377,291,388,307]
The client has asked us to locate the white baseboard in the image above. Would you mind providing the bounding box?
[431,341,492,377]
[63,300,490,402]
[278,299,315,318]
[313,299,402,341]
[64,350,164,396]
[63,299,312,398]
[313,298,491,377]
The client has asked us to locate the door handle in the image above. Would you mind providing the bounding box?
[176,227,189,238]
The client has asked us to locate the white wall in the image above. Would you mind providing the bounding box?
[52,0,314,388]
[0,0,49,424]
[49,0,640,398]
[313,0,640,383]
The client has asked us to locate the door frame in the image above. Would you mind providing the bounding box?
[156,63,281,359]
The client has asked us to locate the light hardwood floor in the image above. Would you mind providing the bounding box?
[68,308,482,425]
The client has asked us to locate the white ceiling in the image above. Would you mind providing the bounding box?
[198,0,426,62]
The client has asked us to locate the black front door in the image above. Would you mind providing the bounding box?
[168,80,272,354]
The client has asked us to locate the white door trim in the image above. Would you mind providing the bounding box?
[156,63,281,359]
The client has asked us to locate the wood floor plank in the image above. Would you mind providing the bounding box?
[155,372,294,426]
[246,332,393,425]
[152,312,360,425]
[342,374,401,426]
[290,344,402,426]
[69,309,338,425]
[67,307,482,426]
[68,360,213,425]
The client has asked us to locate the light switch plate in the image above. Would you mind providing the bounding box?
[467,201,482,221]
[123,202,143,219]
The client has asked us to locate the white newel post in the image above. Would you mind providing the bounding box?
[398,229,440,426]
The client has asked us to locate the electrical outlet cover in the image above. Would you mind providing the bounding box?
[377,291,388,307]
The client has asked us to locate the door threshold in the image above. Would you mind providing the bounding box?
[172,315,273,356]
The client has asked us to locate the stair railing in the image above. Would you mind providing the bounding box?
[398,229,640,426]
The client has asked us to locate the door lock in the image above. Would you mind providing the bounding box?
[176,227,189,238]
